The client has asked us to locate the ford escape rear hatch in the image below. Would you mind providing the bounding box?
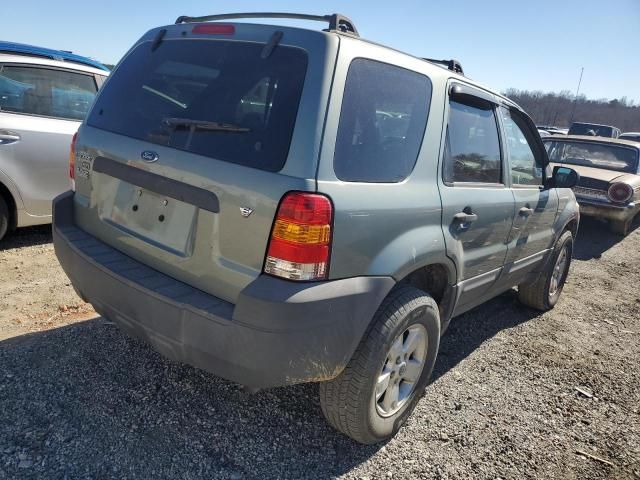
[72,26,331,303]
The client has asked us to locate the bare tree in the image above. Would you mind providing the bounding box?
[503,89,640,131]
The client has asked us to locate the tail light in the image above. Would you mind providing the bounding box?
[264,192,333,281]
[608,182,633,204]
[69,132,77,190]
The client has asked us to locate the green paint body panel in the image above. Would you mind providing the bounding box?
[55,20,580,387]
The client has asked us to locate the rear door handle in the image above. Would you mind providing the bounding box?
[0,130,21,145]
[453,212,478,223]
[519,207,534,217]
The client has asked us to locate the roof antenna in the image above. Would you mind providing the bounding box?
[568,67,584,126]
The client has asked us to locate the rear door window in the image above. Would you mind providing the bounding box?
[333,59,431,182]
[443,100,502,184]
[0,65,98,120]
[87,40,308,172]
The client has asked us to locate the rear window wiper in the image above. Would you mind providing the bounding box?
[162,117,250,133]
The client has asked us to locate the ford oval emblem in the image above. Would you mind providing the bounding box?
[141,151,159,163]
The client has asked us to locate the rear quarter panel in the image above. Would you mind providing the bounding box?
[316,38,456,284]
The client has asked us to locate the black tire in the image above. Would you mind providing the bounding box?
[0,196,9,241]
[518,230,573,311]
[609,218,632,236]
[319,285,440,444]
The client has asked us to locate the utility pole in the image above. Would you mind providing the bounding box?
[569,67,584,126]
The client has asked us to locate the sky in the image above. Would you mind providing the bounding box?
[3,0,639,102]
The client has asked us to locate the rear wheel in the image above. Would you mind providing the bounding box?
[0,196,9,241]
[319,285,440,444]
[518,230,573,311]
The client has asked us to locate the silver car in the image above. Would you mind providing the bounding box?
[0,41,108,240]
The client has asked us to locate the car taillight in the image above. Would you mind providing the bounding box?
[608,182,633,204]
[69,132,77,190]
[264,192,333,281]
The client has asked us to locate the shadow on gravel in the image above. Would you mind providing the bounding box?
[0,292,546,478]
[3,218,628,478]
[0,318,380,479]
[572,216,638,261]
[433,289,539,383]
[432,212,640,383]
[0,225,52,251]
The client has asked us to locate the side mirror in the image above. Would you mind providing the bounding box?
[550,166,579,189]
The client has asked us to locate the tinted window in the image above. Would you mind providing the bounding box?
[0,65,98,120]
[88,40,308,172]
[545,140,639,173]
[500,107,543,186]
[334,59,431,182]
[620,134,640,142]
[443,100,502,184]
[568,123,615,137]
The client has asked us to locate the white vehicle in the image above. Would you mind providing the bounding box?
[0,41,109,240]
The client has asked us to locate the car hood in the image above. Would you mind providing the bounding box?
[550,162,640,187]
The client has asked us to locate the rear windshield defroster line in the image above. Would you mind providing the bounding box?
[87,39,308,172]
[93,157,220,212]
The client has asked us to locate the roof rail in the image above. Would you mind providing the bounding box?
[0,41,109,71]
[174,12,359,36]
[422,58,464,75]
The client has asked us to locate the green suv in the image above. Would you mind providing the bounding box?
[54,13,580,444]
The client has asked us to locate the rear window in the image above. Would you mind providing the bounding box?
[544,140,639,173]
[568,123,615,137]
[333,59,431,182]
[88,39,308,172]
[620,134,640,142]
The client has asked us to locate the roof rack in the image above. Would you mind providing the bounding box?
[174,12,359,36]
[422,58,464,75]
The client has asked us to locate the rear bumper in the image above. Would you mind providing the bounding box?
[53,191,394,388]
[576,197,639,222]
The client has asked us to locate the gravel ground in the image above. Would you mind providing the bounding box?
[0,219,639,479]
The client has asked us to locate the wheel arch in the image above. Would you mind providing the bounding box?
[0,180,17,230]
[563,217,579,238]
[396,261,458,332]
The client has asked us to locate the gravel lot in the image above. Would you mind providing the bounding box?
[1,219,639,479]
